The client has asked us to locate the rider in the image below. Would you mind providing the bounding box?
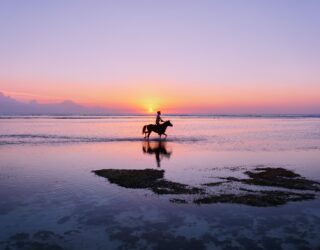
[156,111,164,126]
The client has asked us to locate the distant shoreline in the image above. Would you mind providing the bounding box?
[1,114,320,119]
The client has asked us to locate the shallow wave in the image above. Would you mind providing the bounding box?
[0,134,204,145]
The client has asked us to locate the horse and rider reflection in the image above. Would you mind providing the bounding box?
[142,141,172,168]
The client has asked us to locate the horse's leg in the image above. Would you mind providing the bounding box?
[143,129,147,139]
[147,131,151,139]
[144,126,150,139]
[164,133,167,139]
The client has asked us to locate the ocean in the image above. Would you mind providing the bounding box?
[1,115,320,249]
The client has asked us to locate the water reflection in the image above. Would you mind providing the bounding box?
[142,141,172,167]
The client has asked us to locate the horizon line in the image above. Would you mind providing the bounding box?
[1,113,320,117]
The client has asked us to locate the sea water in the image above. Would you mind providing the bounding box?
[0,116,320,249]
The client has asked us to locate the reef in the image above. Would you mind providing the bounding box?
[94,167,319,207]
[217,167,320,191]
[93,169,204,195]
[202,181,227,186]
[243,167,320,191]
[169,198,188,204]
[194,190,315,207]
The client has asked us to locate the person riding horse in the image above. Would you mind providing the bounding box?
[156,111,164,126]
[142,111,173,139]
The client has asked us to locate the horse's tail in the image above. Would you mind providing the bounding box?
[142,125,147,134]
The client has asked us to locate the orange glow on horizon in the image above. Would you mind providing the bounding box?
[2,78,320,114]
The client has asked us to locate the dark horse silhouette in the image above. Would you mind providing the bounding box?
[142,120,173,139]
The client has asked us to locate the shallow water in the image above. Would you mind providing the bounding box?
[1,116,320,249]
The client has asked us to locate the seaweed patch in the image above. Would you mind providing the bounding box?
[243,167,320,191]
[170,198,188,204]
[218,167,320,191]
[93,167,319,207]
[194,190,315,207]
[93,169,204,195]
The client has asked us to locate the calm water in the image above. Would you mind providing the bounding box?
[1,116,320,249]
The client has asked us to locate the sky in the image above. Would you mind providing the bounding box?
[0,0,320,114]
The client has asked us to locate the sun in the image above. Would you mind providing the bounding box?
[140,98,159,114]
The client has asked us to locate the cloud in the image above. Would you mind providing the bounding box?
[0,92,118,115]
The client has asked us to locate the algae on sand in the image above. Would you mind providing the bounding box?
[93,169,203,195]
[194,190,315,207]
[170,198,188,204]
[93,167,319,207]
[198,167,319,206]
[216,167,320,192]
[243,167,320,191]
[94,169,164,189]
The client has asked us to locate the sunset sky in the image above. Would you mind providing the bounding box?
[0,0,320,114]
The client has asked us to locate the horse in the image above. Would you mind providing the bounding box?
[142,120,173,139]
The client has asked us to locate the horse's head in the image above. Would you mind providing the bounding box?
[165,120,173,127]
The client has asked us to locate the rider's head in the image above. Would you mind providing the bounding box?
[157,111,161,115]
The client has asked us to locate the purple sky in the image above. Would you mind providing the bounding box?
[0,0,320,114]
